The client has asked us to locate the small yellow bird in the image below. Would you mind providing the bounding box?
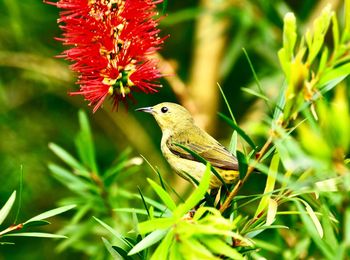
[136,102,239,189]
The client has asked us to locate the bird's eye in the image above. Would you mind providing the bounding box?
[161,106,168,113]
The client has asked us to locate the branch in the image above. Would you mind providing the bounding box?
[220,136,273,213]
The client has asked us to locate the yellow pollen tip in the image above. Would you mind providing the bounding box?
[108,86,114,95]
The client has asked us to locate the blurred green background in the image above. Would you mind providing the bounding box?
[0,0,347,259]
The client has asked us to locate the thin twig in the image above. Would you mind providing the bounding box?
[0,223,23,237]
[220,136,273,213]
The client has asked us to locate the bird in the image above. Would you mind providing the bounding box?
[136,102,239,189]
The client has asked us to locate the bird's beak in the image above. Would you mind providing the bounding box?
[135,106,153,113]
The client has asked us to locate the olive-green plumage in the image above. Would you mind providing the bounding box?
[136,102,239,188]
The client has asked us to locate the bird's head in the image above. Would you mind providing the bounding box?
[136,102,194,131]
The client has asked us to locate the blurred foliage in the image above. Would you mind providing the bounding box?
[0,188,75,244]
[0,0,350,259]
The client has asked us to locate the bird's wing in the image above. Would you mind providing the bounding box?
[167,130,239,171]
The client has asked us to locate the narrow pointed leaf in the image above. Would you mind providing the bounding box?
[236,151,248,180]
[75,110,98,173]
[0,242,15,245]
[150,231,173,259]
[255,153,279,218]
[48,143,87,174]
[101,237,124,259]
[301,200,323,238]
[295,200,333,258]
[23,220,50,228]
[147,179,176,211]
[0,191,16,225]
[201,237,244,260]
[24,204,76,224]
[266,198,278,225]
[93,216,132,248]
[345,207,350,245]
[175,163,211,217]
[229,131,238,156]
[241,87,269,101]
[218,112,256,150]
[174,143,228,190]
[128,229,168,255]
[138,218,174,234]
[4,232,66,238]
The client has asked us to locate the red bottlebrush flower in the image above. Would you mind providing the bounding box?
[48,0,166,112]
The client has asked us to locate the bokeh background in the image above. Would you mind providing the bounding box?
[0,0,347,259]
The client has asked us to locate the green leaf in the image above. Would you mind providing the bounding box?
[101,237,124,259]
[0,242,15,245]
[103,148,132,180]
[14,166,23,224]
[273,82,287,121]
[24,204,76,224]
[118,189,170,213]
[75,110,98,173]
[236,151,248,180]
[128,229,168,256]
[218,83,236,123]
[180,238,215,259]
[138,218,174,234]
[150,231,173,259]
[345,0,350,40]
[161,0,168,15]
[246,225,289,238]
[319,64,350,87]
[282,12,297,60]
[321,206,339,249]
[344,206,350,245]
[242,48,271,112]
[168,240,182,260]
[306,5,332,64]
[301,200,323,238]
[174,143,228,190]
[93,216,132,248]
[148,179,176,211]
[23,220,50,228]
[318,48,329,75]
[48,163,93,192]
[278,49,290,78]
[112,246,133,260]
[114,208,165,217]
[319,75,347,94]
[295,200,334,258]
[201,237,244,260]
[253,238,281,253]
[228,131,237,156]
[242,48,263,97]
[48,143,88,176]
[218,112,256,150]
[156,168,167,191]
[332,15,339,52]
[254,153,279,218]
[266,198,278,226]
[138,187,151,218]
[4,232,66,238]
[175,163,211,217]
[0,191,16,225]
[241,87,269,101]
